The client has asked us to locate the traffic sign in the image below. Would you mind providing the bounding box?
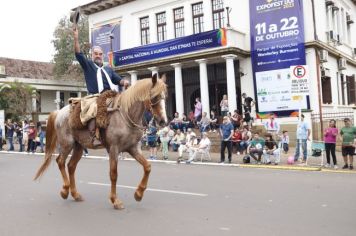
[290,65,309,95]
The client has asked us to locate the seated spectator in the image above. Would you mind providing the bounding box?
[171,129,185,151]
[209,110,218,132]
[247,132,265,164]
[198,112,210,133]
[177,132,198,163]
[231,110,242,129]
[186,132,211,164]
[170,112,182,130]
[239,126,252,154]
[280,130,289,153]
[181,113,192,133]
[231,127,242,155]
[263,133,280,165]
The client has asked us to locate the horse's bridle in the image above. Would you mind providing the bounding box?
[119,94,164,130]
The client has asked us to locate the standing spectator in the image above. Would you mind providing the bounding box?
[242,93,254,126]
[219,116,234,163]
[323,119,338,169]
[242,93,254,113]
[209,110,218,132]
[264,113,280,138]
[231,109,242,129]
[231,127,242,155]
[23,120,29,151]
[159,127,170,160]
[340,118,356,170]
[5,119,15,151]
[198,112,210,133]
[263,134,280,165]
[186,132,211,164]
[83,148,89,157]
[28,122,37,153]
[147,120,158,160]
[194,97,202,123]
[15,122,24,152]
[247,132,265,164]
[280,130,290,154]
[0,125,3,151]
[220,94,229,117]
[37,123,46,153]
[294,114,311,163]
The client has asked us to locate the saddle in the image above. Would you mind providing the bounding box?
[68,91,119,130]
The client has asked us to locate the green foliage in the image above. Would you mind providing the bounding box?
[0,82,36,120]
[52,15,89,79]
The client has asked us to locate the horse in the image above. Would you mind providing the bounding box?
[34,74,168,210]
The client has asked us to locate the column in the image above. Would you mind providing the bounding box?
[55,91,61,110]
[171,63,184,117]
[195,59,210,118]
[222,54,237,113]
[77,91,82,98]
[148,67,159,76]
[31,90,37,113]
[128,70,138,85]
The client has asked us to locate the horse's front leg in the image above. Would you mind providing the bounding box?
[129,145,151,202]
[67,144,84,201]
[109,146,124,209]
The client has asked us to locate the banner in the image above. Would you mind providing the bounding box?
[91,23,120,65]
[113,29,226,66]
[250,0,308,118]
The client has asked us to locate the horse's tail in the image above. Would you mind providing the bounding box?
[34,111,58,180]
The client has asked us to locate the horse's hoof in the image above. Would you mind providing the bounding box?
[72,193,84,202]
[113,200,125,210]
[60,190,69,199]
[134,191,143,202]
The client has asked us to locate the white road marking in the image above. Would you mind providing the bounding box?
[87,182,208,197]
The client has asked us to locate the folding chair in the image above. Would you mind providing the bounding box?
[307,141,325,166]
[198,144,211,162]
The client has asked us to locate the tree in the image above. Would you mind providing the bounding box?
[52,14,89,80]
[0,82,37,120]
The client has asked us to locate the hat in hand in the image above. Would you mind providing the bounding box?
[70,7,81,25]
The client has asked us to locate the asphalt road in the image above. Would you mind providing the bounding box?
[0,152,355,236]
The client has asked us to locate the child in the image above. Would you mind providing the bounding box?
[281,130,289,154]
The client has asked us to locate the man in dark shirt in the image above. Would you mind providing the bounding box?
[5,119,15,151]
[73,27,129,146]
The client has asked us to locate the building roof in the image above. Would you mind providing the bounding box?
[0,57,54,80]
[77,0,135,15]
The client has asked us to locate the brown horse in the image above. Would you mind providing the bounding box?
[34,74,167,209]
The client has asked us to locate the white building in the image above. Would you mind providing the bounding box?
[79,0,356,123]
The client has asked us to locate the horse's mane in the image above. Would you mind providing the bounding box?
[116,78,167,113]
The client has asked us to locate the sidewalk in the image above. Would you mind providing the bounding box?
[2,143,355,173]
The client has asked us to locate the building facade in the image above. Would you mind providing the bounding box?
[80,0,356,122]
[0,57,86,121]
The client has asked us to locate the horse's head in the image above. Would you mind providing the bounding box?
[149,73,168,127]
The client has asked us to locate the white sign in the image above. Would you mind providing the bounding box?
[290,65,309,95]
[256,68,308,112]
[0,110,4,137]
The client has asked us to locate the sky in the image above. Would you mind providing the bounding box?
[0,0,92,62]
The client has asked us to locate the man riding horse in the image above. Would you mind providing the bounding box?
[73,27,129,146]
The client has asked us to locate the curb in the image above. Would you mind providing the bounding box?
[1,151,355,174]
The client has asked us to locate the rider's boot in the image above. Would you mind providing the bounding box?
[88,119,101,147]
